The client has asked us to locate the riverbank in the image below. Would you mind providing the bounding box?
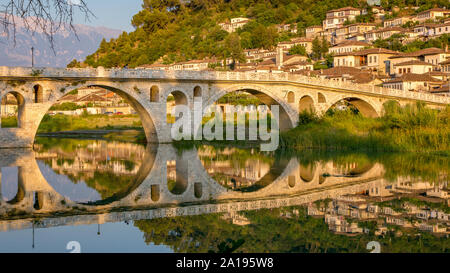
[37,113,142,133]
[34,102,449,155]
[280,102,450,156]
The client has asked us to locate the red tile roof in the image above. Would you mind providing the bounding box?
[384,73,442,83]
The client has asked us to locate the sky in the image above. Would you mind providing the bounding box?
[73,0,143,32]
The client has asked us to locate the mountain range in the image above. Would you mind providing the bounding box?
[0,19,122,68]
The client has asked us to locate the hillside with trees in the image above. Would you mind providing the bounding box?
[74,0,450,69]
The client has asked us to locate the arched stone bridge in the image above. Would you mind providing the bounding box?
[1,66,449,148]
[0,144,414,232]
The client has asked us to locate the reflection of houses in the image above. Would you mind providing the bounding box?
[34,141,146,179]
[198,147,271,189]
[221,212,251,226]
[325,214,363,234]
[418,223,447,234]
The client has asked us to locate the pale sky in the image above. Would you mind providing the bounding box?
[73,0,143,31]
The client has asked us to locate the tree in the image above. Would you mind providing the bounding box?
[67,59,81,68]
[289,44,307,56]
[312,37,322,60]
[0,0,93,50]
[224,33,246,69]
[321,37,329,57]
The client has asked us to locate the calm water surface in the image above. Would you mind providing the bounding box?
[0,137,448,253]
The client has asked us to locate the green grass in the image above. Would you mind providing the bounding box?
[281,102,450,155]
[0,116,18,128]
[37,114,142,133]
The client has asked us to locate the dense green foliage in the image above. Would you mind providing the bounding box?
[49,102,85,111]
[74,0,449,68]
[77,0,355,68]
[281,102,450,154]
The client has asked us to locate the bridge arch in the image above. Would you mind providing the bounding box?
[299,95,315,113]
[287,91,295,103]
[203,85,297,132]
[194,86,202,98]
[328,96,380,118]
[318,93,326,103]
[33,84,44,103]
[32,83,160,143]
[0,91,25,128]
[150,85,160,102]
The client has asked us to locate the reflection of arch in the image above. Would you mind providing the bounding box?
[194,183,202,198]
[299,95,315,113]
[287,91,295,103]
[288,176,295,188]
[194,86,202,98]
[318,93,326,103]
[0,91,25,128]
[33,85,44,103]
[228,157,291,193]
[33,192,44,210]
[79,145,157,206]
[346,162,374,176]
[300,164,316,182]
[150,85,159,102]
[151,185,160,202]
[329,97,379,118]
[205,86,296,132]
[167,159,189,195]
[6,167,26,205]
[319,175,327,184]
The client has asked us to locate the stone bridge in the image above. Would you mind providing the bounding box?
[0,144,411,232]
[1,67,449,148]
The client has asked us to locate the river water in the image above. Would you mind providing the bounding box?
[0,137,448,253]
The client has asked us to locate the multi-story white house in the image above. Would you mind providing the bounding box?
[305,25,323,39]
[383,16,413,28]
[329,40,370,55]
[382,73,442,92]
[415,8,450,23]
[219,17,250,33]
[323,6,361,30]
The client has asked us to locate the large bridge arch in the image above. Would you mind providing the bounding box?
[27,82,160,144]
[203,84,298,132]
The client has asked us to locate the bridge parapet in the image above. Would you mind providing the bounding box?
[1,66,448,105]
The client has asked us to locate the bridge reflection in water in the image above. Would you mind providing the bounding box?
[0,138,450,251]
[0,138,418,234]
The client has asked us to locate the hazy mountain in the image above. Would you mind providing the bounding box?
[0,19,122,68]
